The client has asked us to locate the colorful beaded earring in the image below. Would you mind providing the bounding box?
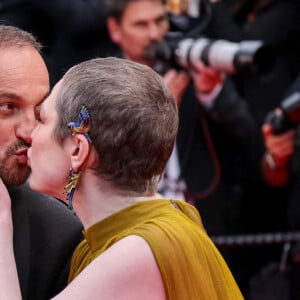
[64,105,92,211]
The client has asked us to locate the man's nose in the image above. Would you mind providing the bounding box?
[16,113,37,145]
[148,23,161,41]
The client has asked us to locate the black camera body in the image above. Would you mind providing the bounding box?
[265,92,300,135]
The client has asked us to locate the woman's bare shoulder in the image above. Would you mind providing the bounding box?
[53,235,166,300]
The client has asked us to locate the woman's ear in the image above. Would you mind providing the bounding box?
[64,135,91,172]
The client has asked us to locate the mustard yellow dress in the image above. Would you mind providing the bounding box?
[69,199,244,299]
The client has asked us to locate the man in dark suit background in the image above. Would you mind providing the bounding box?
[0,25,82,299]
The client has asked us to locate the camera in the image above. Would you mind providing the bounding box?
[150,0,276,76]
[149,33,275,76]
[265,92,300,135]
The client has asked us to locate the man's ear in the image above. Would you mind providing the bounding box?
[65,135,91,172]
[107,17,122,44]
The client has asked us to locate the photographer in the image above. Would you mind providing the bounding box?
[262,75,300,229]
[106,0,260,294]
[261,74,300,300]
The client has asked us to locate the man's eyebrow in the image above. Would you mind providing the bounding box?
[0,92,22,100]
[0,90,50,105]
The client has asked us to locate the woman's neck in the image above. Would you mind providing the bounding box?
[72,176,163,230]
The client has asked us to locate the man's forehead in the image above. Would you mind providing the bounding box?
[121,0,167,20]
[0,46,49,100]
[0,46,48,75]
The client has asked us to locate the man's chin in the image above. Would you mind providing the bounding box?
[1,165,31,186]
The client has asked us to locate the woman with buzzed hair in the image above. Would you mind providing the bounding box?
[0,57,242,299]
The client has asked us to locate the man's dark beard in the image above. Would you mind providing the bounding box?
[0,140,30,186]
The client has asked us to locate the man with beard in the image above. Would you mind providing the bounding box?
[0,25,83,299]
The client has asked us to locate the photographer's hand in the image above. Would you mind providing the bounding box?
[190,61,225,93]
[190,61,225,108]
[262,124,295,187]
[262,124,295,168]
[163,69,190,106]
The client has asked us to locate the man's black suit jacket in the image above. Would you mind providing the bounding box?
[176,79,258,235]
[9,183,83,300]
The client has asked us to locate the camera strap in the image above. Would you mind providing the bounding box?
[185,105,221,205]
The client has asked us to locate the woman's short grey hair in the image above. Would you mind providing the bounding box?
[55,57,178,194]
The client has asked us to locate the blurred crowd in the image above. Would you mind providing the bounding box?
[2,0,300,298]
